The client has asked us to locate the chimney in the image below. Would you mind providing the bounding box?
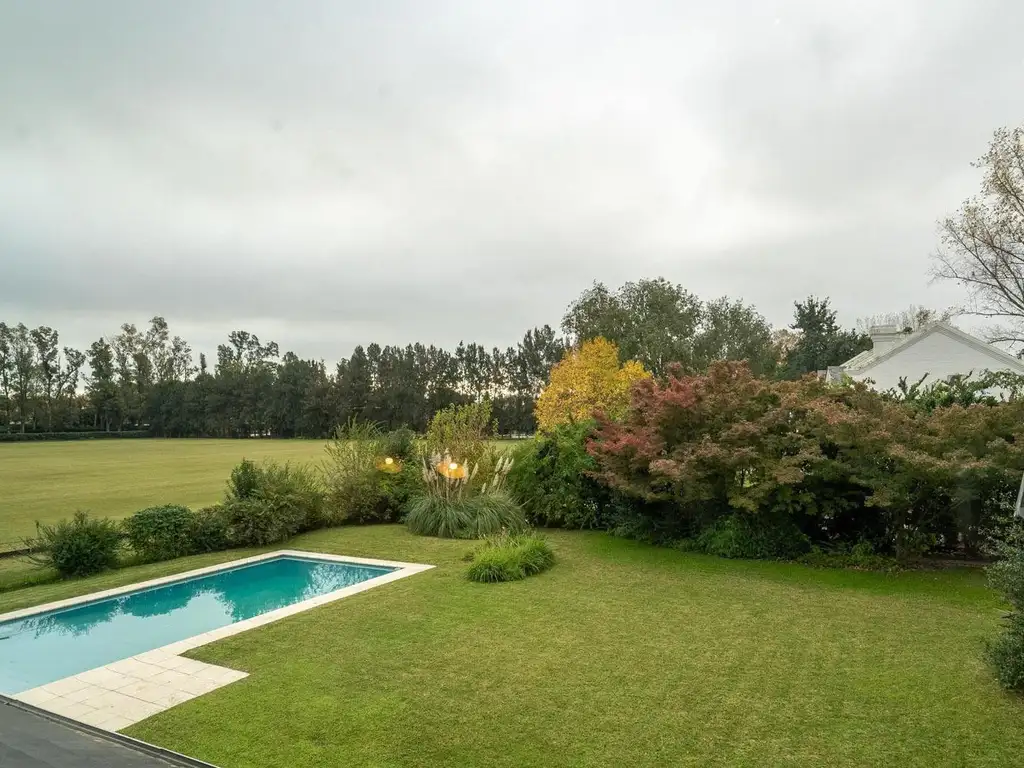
[869,325,902,355]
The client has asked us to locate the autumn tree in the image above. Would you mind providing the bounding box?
[934,125,1024,346]
[535,337,649,431]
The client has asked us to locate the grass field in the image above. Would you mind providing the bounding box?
[0,439,328,547]
[2,526,1021,767]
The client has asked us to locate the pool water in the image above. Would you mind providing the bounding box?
[0,556,394,694]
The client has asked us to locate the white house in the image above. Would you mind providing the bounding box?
[827,321,1024,394]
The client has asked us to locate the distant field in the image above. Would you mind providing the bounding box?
[0,439,329,549]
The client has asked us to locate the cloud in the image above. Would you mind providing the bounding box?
[1,0,1020,362]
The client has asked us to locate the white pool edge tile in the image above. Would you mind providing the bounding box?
[3,548,434,731]
[0,548,433,623]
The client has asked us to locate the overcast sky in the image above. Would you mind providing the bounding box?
[1,1,1022,363]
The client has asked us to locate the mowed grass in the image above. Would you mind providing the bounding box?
[0,439,328,547]
[3,526,1021,767]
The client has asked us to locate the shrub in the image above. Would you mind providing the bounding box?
[798,540,899,572]
[466,531,555,583]
[986,525,1024,691]
[587,360,1024,561]
[227,458,262,502]
[506,422,608,529]
[696,513,810,560]
[221,498,290,547]
[224,458,325,542]
[122,505,195,561]
[322,422,417,524]
[424,401,495,475]
[988,617,1024,691]
[187,506,231,553]
[26,511,121,578]
[405,453,525,538]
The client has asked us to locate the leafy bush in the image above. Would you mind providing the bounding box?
[222,459,326,546]
[405,453,525,538]
[696,513,810,560]
[587,360,1024,561]
[187,506,231,553]
[221,498,290,547]
[986,526,1024,691]
[26,511,122,578]
[466,531,555,583]
[122,505,195,561]
[506,422,608,529]
[322,422,417,524]
[798,541,899,572]
[227,458,263,502]
[424,401,495,474]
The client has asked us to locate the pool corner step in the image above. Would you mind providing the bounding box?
[12,652,247,732]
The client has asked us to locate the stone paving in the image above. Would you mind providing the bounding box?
[12,649,247,732]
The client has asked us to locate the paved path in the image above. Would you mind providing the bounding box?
[0,698,206,768]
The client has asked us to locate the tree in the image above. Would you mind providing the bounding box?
[563,279,702,374]
[783,297,870,378]
[0,323,12,430]
[693,297,778,376]
[535,338,649,431]
[86,339,119,431]
[30,326,82,432]
[9,324,36,432]
[934,125,1024,346]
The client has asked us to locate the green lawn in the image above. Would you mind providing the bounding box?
[0,439,328,548]
[2,526,1021,767]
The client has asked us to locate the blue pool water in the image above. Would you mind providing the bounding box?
[0,556,394,694]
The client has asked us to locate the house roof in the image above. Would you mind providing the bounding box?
[840,321,1024,374]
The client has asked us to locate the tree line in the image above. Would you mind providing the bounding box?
[0,282,883,438]
[5,121,1024,439]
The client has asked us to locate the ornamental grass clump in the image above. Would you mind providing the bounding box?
[405,452,526,539]
[466,530,555,583]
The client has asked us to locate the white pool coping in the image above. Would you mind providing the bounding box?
[2,549,433,730]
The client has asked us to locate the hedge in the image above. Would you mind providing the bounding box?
[0,430,151,443]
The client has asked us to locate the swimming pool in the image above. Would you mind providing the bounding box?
[0,551,429,695]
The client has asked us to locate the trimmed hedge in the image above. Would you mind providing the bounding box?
[0,430,150,442]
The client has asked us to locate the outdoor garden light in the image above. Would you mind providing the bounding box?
[377,456,401,473]
[449,462,458,471]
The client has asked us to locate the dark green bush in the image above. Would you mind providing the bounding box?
[986,526,1024,691]
[0,430,149,443]
[227,458,262,501]
[466,531,555,583]
[988,616,1024,691]
[26,511,122,578]
[187,506,231,553]
[223,459,325,544]
[322,423,418,524]
[122,505,195,561]
[506,422,608,529]
[798,541,899,572]
[697,513,810,560]
[221,498,291,547]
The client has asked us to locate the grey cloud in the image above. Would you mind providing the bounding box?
[1,0,1021,363]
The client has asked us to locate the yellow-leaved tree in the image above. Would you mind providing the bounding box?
[535,337,650,431]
